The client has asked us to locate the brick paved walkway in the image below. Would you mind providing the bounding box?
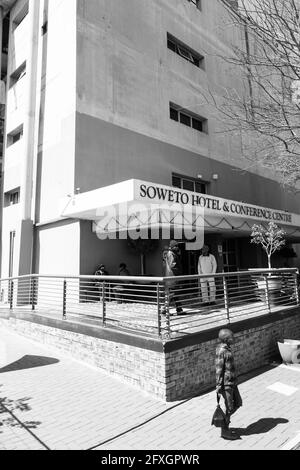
[0,326,300,450]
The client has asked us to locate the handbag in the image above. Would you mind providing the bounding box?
[211,393,227,428]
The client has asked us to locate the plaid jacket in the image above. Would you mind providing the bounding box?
[215,343,237,389]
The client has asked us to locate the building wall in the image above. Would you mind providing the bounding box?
[1,0,300,278]
[1,0,28,277]
[35,220,80,275]
[1,0,77,277]
[35,0,77,224]
[75,0,286,190]
[75,116,299,213]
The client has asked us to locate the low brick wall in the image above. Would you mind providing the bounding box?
[165,312,300,401]
[1,308,299,401]
[0,315,167,400]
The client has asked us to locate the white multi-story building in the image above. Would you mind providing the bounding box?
[1,0,300,279]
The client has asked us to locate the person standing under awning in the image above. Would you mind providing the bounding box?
[198,245,217,306]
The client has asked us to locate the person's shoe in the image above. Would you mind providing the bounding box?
[176,307,184,314]
[221,428,240,440]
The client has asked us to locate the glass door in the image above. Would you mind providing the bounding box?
[222,239,239,272]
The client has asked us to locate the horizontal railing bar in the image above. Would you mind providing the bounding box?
[1,268,298,284]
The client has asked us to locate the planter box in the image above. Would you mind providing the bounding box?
[256,276,282,291]
[278,340,300,364]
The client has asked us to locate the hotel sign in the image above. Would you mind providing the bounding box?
[138,183,293,224]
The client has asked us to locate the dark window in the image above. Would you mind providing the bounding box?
[9,62,26,88]
[9,191,20,205]
[187,0,201,10]
[12,132,22,144]
[180,113,191,127]
[7,125,24,147]
[170,107,179,122]
[172,174,208,195]
[195,182,206,194]
[42,21,48,35]
[192,118,203,132]
[2,14,10,54]
[5,188,20,207]
[182,179,194,191]
[177,46,193,63]
[167,33,204,69]
[167,38,176,52]
[172,176,182,188]
[170,103,208,134]
[13,3,29,28]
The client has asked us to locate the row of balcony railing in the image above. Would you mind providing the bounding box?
[0,268,298,339]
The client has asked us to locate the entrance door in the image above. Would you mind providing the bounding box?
[9,231,16,278]
[181,245,201,275]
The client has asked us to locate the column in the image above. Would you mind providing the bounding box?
[18,0,41,276]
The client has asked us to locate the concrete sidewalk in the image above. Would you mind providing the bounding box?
[0,326,300,450]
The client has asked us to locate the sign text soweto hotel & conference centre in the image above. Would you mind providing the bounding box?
[139,184,293,224]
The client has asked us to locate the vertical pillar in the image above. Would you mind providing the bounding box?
[0,7,3,79]
[0,7,4,277]
[18,0,41,276]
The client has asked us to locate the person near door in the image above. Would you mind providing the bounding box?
[162,240,184,315]
[198,245,217,305]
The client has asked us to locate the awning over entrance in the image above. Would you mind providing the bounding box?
[60,179,300,241]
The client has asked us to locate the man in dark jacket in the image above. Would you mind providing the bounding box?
[162,240,183,315]
[216,329,243,440]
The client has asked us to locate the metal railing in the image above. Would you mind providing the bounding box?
[0,268,298,339]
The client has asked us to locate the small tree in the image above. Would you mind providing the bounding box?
[251,222,286,270]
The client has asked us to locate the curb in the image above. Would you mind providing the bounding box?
[280,432,300,450]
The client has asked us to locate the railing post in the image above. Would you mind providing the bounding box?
[293,272,299,305]
[164,281,171,339]
[9,280,14,310]
[102,281,106,326]
[265,274,271,313]
[31,277,36,311]
[63,280,67,319]
[223,276,230,323]
[157,283,162,338]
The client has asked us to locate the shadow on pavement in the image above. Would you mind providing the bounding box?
[0,392,41,433]
[232,418,289,436]
[0,355,59,373]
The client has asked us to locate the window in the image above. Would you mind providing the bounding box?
[5,188,20,207]
[172,174,208,195]
[187,0,202,10]
[7,125,23,147]
[42,21,48,35]
[9,191,20,205]
[2,14,10,54]
[170,107,179,122]
[167,33,204,69]
[170,103,208,134]
[180,113,191,127]
[9,62,26,88]
[13,3,28,29]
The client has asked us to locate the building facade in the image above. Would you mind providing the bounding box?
[1,0,300,279]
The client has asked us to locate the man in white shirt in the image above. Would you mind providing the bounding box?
[198,245,217,305]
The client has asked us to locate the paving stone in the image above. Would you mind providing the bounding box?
[1,327,300,450]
